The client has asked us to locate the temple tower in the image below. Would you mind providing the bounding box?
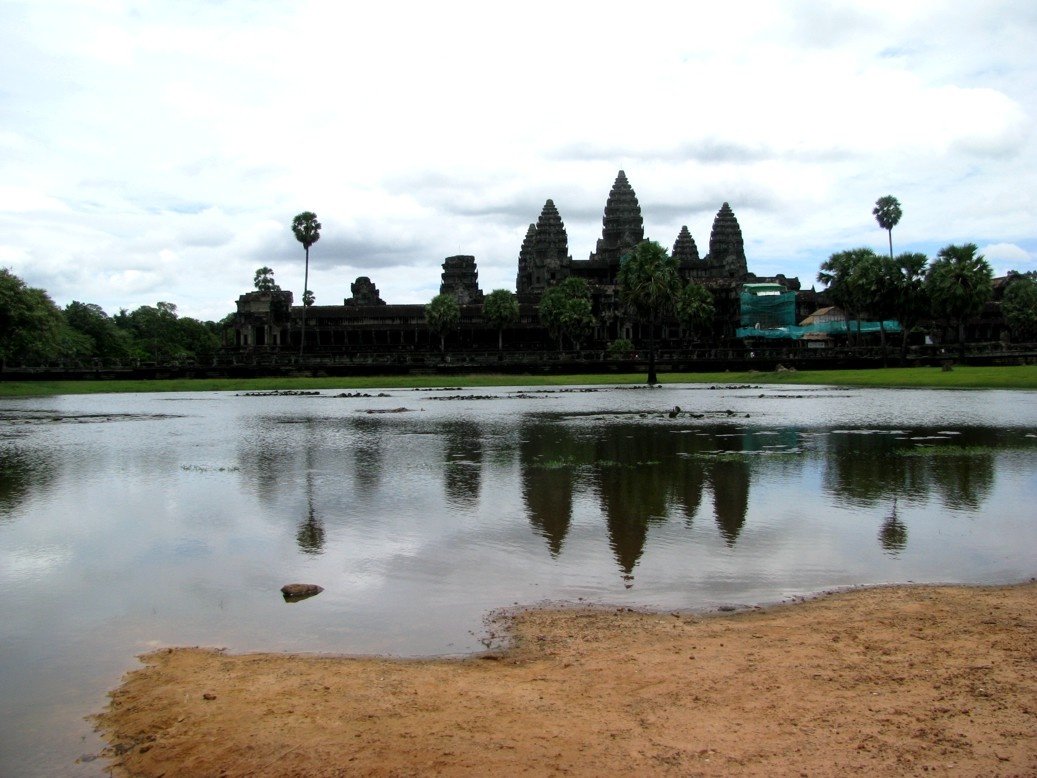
[515,223,537,299]
[589,170,644,267]
[439,255,484,304]
[522,199,572,298]
[344,276,385,306]
[672,225,701,264]
[708,202,747,279]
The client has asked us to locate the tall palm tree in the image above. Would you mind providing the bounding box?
[873,195,902,260]
[617,241,680,384]
[291,212,321,354]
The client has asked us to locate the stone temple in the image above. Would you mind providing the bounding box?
[230,171,800,352]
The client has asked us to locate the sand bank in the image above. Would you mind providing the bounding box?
[97,583,1036,776]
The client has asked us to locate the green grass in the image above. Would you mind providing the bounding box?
[1,365,1035,397]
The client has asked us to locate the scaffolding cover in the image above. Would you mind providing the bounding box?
[740,289,797,330]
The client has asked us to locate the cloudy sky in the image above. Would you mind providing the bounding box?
[1,0,1034,322]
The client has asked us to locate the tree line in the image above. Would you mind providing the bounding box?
[0,268,223,368]
[817,196,1037,359]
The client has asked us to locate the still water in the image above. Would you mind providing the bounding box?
[1,383,1036,775]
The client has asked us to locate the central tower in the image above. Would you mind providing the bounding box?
[588,170,644,268]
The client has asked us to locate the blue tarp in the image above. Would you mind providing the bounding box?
[736,320,902,340]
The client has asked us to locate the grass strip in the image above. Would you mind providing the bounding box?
[1,365,1035,397]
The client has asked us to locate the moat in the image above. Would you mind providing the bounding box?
[1,384,1036,775]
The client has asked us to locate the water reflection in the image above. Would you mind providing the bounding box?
[0,446,53,519]
[3,390,1035,778]
[297,447,325,555]
[710,459,751,546]
[227,412,1028,569]
[820,429,999,513]
[879,499,908,555]
[442,421,483,509]
[520,424,582,557]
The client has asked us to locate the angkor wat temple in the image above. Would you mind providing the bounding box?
[230,171,803,354]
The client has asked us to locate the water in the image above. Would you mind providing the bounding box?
[1,383,1036,775]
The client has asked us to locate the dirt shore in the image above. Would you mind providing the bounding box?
[96,583,1036,777]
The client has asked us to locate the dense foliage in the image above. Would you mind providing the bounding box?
[0,269,221,368]
[538,277,595,351]
[1000,272,1037,341]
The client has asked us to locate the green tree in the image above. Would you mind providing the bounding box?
[676,282,715,344]
[925,243,993,358]
[849,251,899,354]
[64,301,132,364]
[1001,273,1037,341]
[617,241,681,384]
[0,269,65,367]
[425,293,460,351]
[123,302,182,363]
[291,211,321,354]
[818,248,879,344]
[253,266,279,291]
[873,195,903,260]
[538,277,594,352]
[890,252,929,363]
[483,288,519,351]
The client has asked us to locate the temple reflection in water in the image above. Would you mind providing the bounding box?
[225,412,1011,576]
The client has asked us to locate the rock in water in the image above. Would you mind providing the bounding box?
[281,583,323,602]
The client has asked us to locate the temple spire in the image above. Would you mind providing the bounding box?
[516,223,537,297]
[708,202,747,278]
[590,170,644,267]
[672,225,700,264]
[523,200,571,296]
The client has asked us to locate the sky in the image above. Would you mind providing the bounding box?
[1,0,1034,323]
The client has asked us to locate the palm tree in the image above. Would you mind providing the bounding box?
[676,282,714,345]
[483,289,519,351]
[872,195,902,260]
[891,252,929,363]
[291,211,321,354]
[818,248,878,345]
[925,243,993,358]
[425,293,460,352]
[253,266,279,292]
[617,241,680,384]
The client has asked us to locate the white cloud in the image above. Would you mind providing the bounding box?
[0,0,1034,321]
[981,242,1034,275]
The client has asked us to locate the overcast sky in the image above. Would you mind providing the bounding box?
[1,0,1034,322]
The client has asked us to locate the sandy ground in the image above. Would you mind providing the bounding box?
[96,583,1036,777]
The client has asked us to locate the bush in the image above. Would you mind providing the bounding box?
[607,338,635,359]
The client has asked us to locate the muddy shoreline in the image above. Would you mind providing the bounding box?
[96,582,1036,776]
